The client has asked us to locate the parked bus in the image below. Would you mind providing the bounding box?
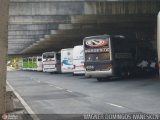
[73,45,85,75]
[42,52,56,73]
[32,56,43,71]
[32,57,37,71]
[61,48,74,73]
[36,56,43,71]
[22,57,28,70]
[18,57,23,70]
[55,51,61,73]
[83,34,153,81]
[28,57,33,70]
[22,56,43,71]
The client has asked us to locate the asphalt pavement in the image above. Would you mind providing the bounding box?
[7,71,160,119]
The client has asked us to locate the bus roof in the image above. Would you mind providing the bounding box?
[42,51,56,55]
[61,48,73,51]
[83,34,110,40]
[83,34,125,40]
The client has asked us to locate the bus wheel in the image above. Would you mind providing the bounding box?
[120,71,126,78]
[120,71,130,78]
[73,73,76,76]
[97,78,104,82]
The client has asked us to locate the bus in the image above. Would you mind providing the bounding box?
[61,48,74,73]
[22,56,43,71]
[55,51,61,73]
[73,45,85,75]
[42,52,56,73]
[32,57,37,71]
[83,34,150,81]
[36,56,43,71]
[22,57,28,70]
[32,56,43,71]
[28,57,33,70]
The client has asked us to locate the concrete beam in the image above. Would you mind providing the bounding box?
[10,0,87,1]
[8,38,36,41]
[8,35,44,39]
[20,35,83,53]
[8,42,34,44]
[58,23,97,30]
[58,24,79,30]
[84,1,160,15]
[9,15,70,24]
[9,2,84,15]
[8,30,48,36]
[8,24,58,31]
[71,15,156,24]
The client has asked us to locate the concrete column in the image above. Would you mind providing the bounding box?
[157,12,160,76]
[0,0,9,114]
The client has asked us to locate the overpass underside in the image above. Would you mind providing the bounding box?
[8,0,160,55]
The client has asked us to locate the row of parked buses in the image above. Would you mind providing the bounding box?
[22,34,158,81]
[22,45,85,75]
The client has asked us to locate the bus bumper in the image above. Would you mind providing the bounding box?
[85,69,113,78]
[74,70,85,75]
[43,68,57,73]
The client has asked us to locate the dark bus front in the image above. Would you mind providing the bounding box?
[84,35,113,78]
[84,35,133,80]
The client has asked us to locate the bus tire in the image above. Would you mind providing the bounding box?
[120,71,126,78]
[120,71,130,78]
[97,78,104,82]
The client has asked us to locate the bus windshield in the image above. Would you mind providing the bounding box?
[43,53,55,59]
[84,36,110,61]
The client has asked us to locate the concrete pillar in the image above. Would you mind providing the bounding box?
[158,12,160,75]
[0,0,9,114]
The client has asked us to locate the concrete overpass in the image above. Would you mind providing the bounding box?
[8,0,160,55]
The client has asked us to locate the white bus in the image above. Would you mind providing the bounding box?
[42,52,56,73]
[61,48,74,73]
[55,51,61,73]
[73,45,85,75]
[36,56,43,71]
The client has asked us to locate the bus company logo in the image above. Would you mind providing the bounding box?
[2,113,8,120]
[86,39,108,48]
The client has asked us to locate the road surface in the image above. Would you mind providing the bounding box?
[7,71,160,119]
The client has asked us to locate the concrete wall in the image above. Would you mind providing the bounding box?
[9,24,58,31]
[10,2,84,15]
[84,1,160,15]
[0,0,9,114]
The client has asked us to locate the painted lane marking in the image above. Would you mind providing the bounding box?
[55,86,63,90]
[7,81,40,120]
[66,90,73,93]
[107,103,124,108]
